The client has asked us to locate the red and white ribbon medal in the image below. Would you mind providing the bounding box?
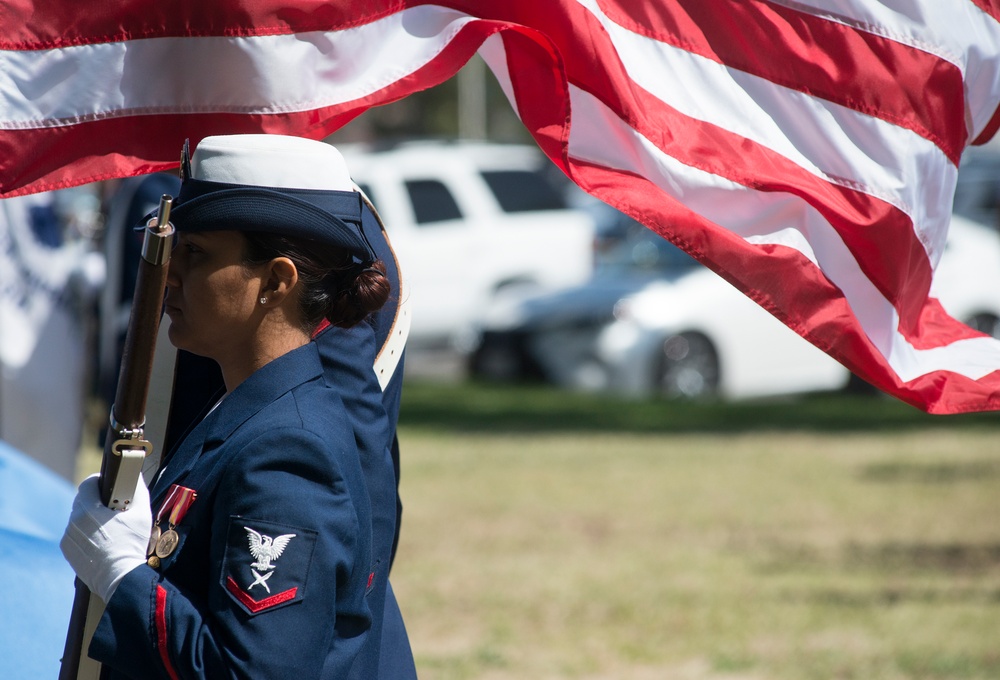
[147,484,197,568]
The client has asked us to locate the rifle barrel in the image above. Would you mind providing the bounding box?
[60,195,174,679]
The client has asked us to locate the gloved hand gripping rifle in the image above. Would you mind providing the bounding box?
[59,195,175,680]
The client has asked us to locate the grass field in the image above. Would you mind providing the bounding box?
[75,381,1000,678]
[390,382,1000,680]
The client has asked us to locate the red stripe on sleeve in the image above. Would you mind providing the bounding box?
[155,585,180,680]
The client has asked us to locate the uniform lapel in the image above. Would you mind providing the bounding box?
[150,342,325,504]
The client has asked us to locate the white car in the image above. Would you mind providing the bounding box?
[597,216,1000,400]
[595,267,849,400]
[930,216,1000,338]
[338,141,596,348]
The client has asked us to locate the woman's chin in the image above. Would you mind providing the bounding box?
[165,322,188,352]
[165,324,215,360]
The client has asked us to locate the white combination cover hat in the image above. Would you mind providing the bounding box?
[189,134,354,191]
[163,134,375,261]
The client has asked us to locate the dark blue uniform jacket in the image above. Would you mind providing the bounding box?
[100,176,416,678]
[91,343,374,679]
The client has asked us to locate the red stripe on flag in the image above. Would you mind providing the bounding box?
[0,1,400,48]
[973,106,1000,146]
[964,0,1000,145]
[968,0,1000,23]
[155,585,180,680]
[597,0,968,165]
[912,298,997,349]
[497,27,571,167]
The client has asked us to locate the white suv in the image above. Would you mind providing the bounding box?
[338,141,596,348]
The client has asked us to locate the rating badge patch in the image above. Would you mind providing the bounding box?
[221,517,316,615]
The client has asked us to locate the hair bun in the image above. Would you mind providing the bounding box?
[328,260,391,328]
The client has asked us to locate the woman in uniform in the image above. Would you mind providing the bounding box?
[62,134,392,679]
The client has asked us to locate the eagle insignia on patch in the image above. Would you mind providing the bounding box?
[222,518,315,615]
[245,527,295,593]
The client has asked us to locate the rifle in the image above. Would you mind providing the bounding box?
[59,194,175,680]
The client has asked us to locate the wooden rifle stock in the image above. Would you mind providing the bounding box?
[59,196,175,680]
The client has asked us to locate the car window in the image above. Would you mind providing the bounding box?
[953,153,1000,229]
[592,208,698,277]
[480,169,568,212]
[405,179,463,224]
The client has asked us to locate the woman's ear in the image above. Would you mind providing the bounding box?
[260,257,299,305]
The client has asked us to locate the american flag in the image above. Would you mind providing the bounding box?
[3,0,1000,413]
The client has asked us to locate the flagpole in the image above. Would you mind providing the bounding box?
[458,54,487,140]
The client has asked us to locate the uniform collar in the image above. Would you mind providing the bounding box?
[151,342,324,501]
[204,341,323,444]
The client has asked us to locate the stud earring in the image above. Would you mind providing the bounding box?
[259,296,267,305]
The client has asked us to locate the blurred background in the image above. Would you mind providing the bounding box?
[2,56,999,679]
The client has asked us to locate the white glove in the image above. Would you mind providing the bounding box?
[60,473,152,602]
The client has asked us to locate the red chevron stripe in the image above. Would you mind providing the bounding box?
[226,576,298,613]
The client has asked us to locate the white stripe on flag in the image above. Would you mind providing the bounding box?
[0,5,473,129]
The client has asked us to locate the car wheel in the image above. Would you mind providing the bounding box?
[965,313,1000,339]
[654,332,720,399]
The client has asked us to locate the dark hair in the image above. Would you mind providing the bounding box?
[241,232,391,330]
